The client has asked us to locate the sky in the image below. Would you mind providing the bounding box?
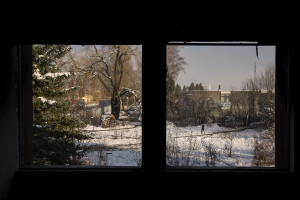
[175,45,275,91]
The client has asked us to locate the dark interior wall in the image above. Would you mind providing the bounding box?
[0,45,19,199]
[0,11,297,199]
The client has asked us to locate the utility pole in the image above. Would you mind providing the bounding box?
[254,62,257,90]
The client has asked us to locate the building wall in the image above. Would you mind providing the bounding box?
[230,91,260,116]
[186,90,221,104]
[81,95,95,104]
[221,91,231,103]
[99,98,111,114]
[178,90,221,125]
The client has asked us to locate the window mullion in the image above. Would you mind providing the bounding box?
[142,42,166,174]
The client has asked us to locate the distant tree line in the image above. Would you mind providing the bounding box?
[167,81,205,95]
[184,82,205,91]
[167,61,275,129]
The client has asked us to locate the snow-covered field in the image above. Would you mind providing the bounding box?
[78,123,142,166]
[78,122,274,167]
[166,122,273,167]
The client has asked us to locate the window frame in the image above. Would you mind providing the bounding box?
[18,40,294,174]
[19,43,145,171]
[164,41,293,173]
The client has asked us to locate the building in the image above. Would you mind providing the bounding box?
[177,90,222,125]
[186,90,221,104]
[221,91,231,109]
[81,95,97,104]
[99,98,111,115]
[230,90,260,115]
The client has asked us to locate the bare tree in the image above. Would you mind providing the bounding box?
[62,48,103,101]
[258,64,275,92]
[230,91,251,126]
[71,45,140,119]
[258,64,275,128]
[191,92,220,125]
[166,46,187,80]
[241,63,275,127]
[166,46,187,124]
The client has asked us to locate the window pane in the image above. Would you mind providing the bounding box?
[32,45,142,166]
[166,45,275,167]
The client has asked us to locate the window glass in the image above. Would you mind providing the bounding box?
[166,45,275,167]
[32,45,142,166]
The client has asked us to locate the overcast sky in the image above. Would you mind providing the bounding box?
[175,45,275,91]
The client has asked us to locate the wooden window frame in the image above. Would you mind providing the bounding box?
[18,40,294,174]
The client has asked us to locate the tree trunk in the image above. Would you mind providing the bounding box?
[111,97,120,119]
[111,88,121,119]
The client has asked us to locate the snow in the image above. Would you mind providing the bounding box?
[37,96,47,103]
[47,100,56,105]
[37,96,56,105]
[76,122,274,168]
[44,72,71,78]
[78,122,142,166]
[166,122,274,167]
[65,86,77,92]
[83,123,138,131]
[33,69,43,80]
[85,103,98,107]
[33,69,71,80]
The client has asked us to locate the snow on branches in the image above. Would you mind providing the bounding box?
[37,96,56,105]
[33,68,71,80]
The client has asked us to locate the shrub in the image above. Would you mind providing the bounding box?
[202,141,219,167]
[252,125,275,167]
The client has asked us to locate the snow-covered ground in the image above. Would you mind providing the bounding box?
[77,122,274,167]
[78,123,142,166]
[166,122,274,167]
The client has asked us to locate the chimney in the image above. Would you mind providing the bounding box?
[218,84,221,91]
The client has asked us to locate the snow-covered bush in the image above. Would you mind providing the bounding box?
[252,125,275,167]
[166,129,181,166]
[202,141,219,167]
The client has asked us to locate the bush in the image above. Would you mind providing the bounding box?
[252,126,275,167]
[202,141,219,167]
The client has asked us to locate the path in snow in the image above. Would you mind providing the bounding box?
[173,127,254,138]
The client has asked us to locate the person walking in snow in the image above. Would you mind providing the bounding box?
[201,124,205,134]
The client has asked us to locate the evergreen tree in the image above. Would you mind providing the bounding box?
[175,84,181,96]
[32,45,88,165]
[198,82,204,90]
[166,78,176,117]
[166,78,176,97]
[189,82,195,91]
